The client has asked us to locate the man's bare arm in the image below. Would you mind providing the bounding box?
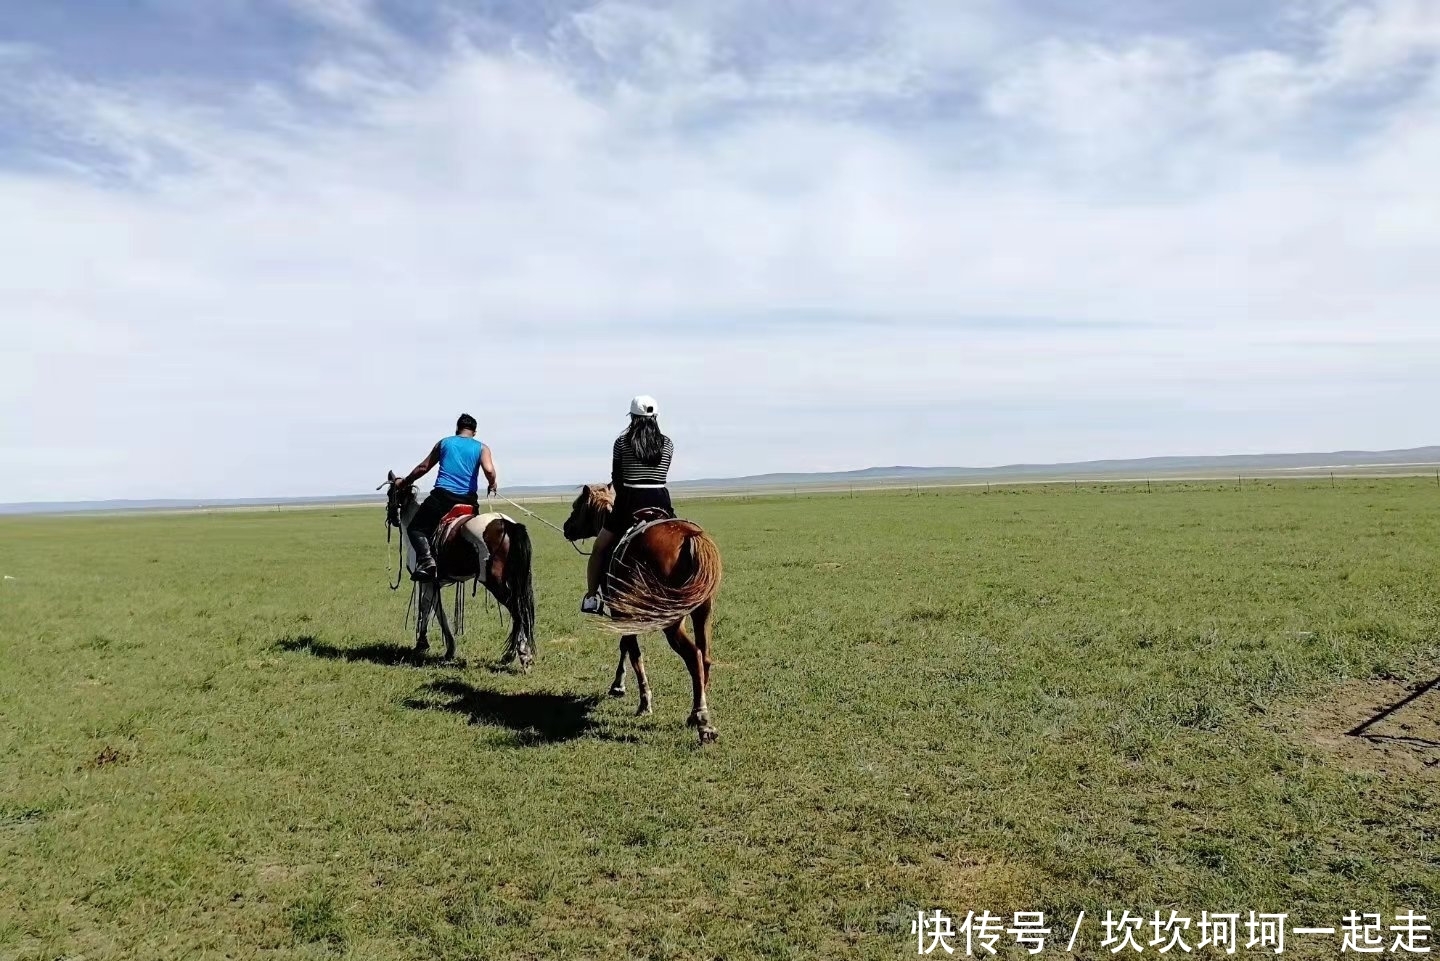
[398,443,441,487]
[481,445,498,495]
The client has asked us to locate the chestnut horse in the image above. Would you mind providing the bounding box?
[562,484,723,743]
[380,472,536,669]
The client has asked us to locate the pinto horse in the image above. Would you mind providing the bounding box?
[380,472,536,669]
[562,484,723,743]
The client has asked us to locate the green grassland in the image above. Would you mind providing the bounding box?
[1,480,1437,960]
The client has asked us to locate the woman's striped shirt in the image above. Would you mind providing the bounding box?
[612,433,673,488]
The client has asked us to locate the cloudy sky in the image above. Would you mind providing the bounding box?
[3,0,1438,502]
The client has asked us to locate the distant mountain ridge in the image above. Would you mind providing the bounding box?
[3,446,1437,515]
[672,445,1440,489]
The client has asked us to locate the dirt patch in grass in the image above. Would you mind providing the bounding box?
[87,745,131,769]
[256,863,318,888]
[888,855,1054,917]
[1294,674,1440,775]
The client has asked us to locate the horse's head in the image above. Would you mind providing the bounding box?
[378,469,418,532]
[562,483,614,541]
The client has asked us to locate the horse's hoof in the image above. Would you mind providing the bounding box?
[636,698,653,717]
[609,684,626,698]
[697,726,719,745]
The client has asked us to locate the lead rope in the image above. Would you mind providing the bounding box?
[403,580,417,628]
[495,494,593,556]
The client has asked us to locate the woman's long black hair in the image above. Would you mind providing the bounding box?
[626,414,667,465]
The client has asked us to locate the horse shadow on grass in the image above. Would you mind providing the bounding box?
[274,634,514,670]
[273,635,429,667]
[402,679,614,746]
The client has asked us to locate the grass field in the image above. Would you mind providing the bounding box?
[2,480,1438,960]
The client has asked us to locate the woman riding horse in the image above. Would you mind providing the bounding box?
[563,398,723,742]
[580,395,674,614]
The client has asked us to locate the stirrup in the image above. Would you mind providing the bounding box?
[580,593,605,615]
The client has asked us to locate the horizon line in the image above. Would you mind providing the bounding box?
[3,443,1437,513]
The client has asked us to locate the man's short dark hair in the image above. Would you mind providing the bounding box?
[456,413,477,433]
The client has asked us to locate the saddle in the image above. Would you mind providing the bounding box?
[630,506,675,527]
[433,504,477,551]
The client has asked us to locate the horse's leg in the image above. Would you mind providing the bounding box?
[509,617,530,672]
[664,621,715,743]
[487,532,532,673]
[625,636,651,716]
[609,638,628,697]
[414,583,432,657]
[433,586,457,661]
[487,579,528,672]
[690,599,715,728]
[498,578,532,674]
[489,578,517,667]
[504,605,531,672]
[691,598,714,675]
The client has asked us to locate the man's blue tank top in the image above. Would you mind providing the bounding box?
[435,435,483,496]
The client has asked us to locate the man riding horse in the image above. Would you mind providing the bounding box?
[395,413,498,582]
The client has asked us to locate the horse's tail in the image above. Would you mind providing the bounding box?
[602,524,722,635]
[501,519,536,648]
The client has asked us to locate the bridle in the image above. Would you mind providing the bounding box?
[376,475,411,591]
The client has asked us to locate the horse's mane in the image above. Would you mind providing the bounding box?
[586,483,615,513]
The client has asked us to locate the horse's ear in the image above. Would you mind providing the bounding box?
[388,470,397,482]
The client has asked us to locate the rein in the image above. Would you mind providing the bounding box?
[380,479,416,591]
[385,511,405,591]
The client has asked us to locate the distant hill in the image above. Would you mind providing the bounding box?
[3,446,1437,515]
[672,445,1440,489]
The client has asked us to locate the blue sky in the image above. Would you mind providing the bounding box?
[3,0,1439,501]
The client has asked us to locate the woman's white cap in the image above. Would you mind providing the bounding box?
[629,395,658,418]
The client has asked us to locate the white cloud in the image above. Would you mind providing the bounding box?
[1,1,1438,502]
[1321,0,1440,81]
[984,0,1440,171]
[277,0,407,53]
